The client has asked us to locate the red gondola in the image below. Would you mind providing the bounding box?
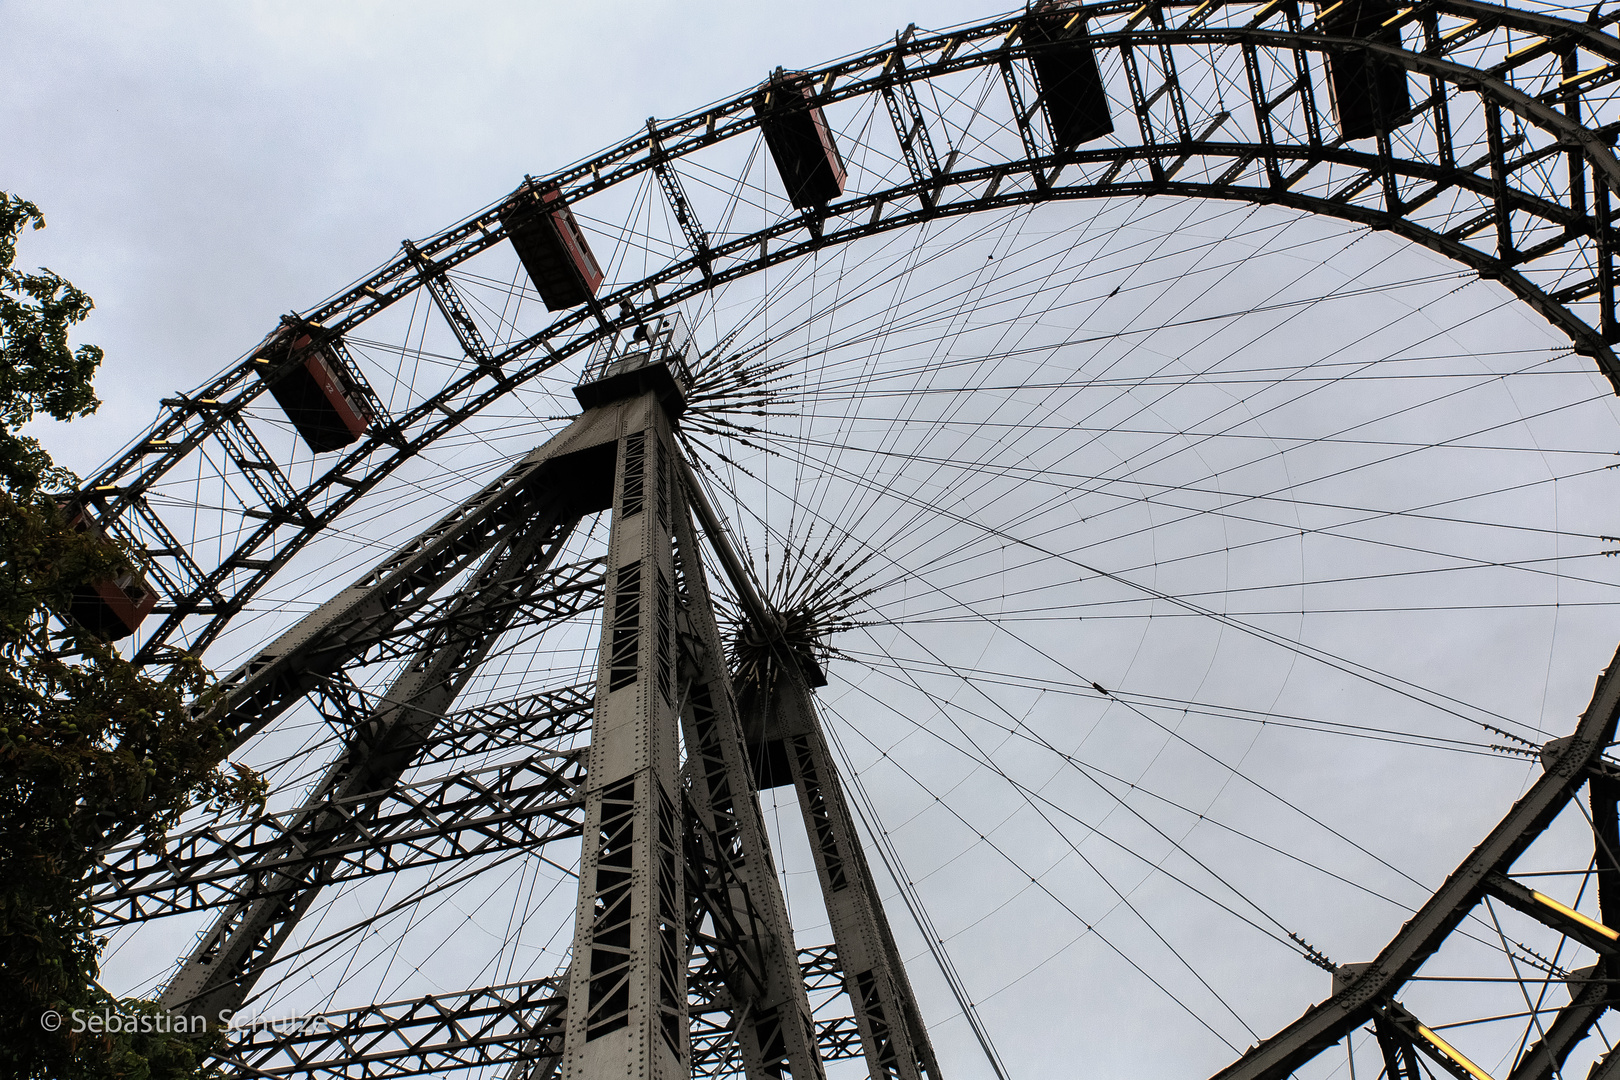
[753,70,847,209]
[1028,0,1115,150]
[500,183,605,311]
[60,505,158,641]
[254,326,371,453]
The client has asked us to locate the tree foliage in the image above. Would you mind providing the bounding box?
[0,196,102,499]
[0,193,263,1079]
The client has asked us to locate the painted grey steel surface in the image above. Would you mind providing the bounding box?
[73,1,1620,692]
[70,4,1620,1076]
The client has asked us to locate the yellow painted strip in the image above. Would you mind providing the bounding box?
[1561,64,1608,86]
[1532,890,1620,939]
[1254,0,1285,19]
[1503,35,1546,60]
[1315,1,1344,23]
[1441,18,1477,40]
[1127,4,1149,24]
[1417,1026,1497,1080]
[1381,6,1413,27]
[1189,0,1213,20]
[1065,12,1081,28]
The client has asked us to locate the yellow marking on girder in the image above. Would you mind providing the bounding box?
[1417,1026,1497,1080]
[1503,36,1547,60]
[1561,64,1610,86]
[1531,889,1620,939]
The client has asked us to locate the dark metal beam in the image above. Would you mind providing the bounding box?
[90,750,585,928]
[213,946,860,1080]
[1210,642,1620,1080]
[78,8,1620,684]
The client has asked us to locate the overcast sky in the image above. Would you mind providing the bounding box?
[10,4,1620,1080]
[2,0,993,473]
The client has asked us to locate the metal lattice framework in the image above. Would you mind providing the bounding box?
[72,2,1620,1078]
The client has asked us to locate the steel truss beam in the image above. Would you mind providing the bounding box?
[321,558,604,669]
[103,372,932,1080]
[212,946,862,1080]
[161,507,587,1023]
[390,681,595,769]
[406,239,503,376]
[151,399,648,1024]
[89,749,586,928]
[556,389,828,1080]
[73,8,1620,1079]
[669,470,826,1080]
[214,978,566,1080]
[1504,963,1612,1080]
[647,120,713,276]
[679,457,940,1080]
[199,451,575,752]
[732,659,939,1080]
[80,2,1620,692]
[559,398,690,1080]
[1211,643,1620,1080]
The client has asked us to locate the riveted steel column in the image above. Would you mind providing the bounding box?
[562,393,687,1080]
[669,465,826,1080]
[746,670,939,1080]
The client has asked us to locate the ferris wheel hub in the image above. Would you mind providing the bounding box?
[574,312,696,418]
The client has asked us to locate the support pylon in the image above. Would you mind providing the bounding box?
[734,651,940,1080]
[671,470,825,1080]
[681,462,942,1080]
[153,322,940,1080]
[560,390,690,1080]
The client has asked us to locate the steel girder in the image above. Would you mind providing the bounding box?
[558,394,692,1080]
[677,454,941,1080]
[212,979,567,1080]
[68,4,1620,1077]
[669,475,827,1080]
[160,510,587,1024]
[210,946,864,1080]
[146,400,637,1024]
[1209,643,1620,1080]
[76,1,1620,694]
[735,671,941,1080]
[197,443,587,754]
[86,369,929,1079]
[554,389,832,1080]
[90,748,585,929]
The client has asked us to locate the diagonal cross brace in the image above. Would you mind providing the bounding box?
[160,511,586,1023]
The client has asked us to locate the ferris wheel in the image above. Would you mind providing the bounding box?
[70,2,1620,1078]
